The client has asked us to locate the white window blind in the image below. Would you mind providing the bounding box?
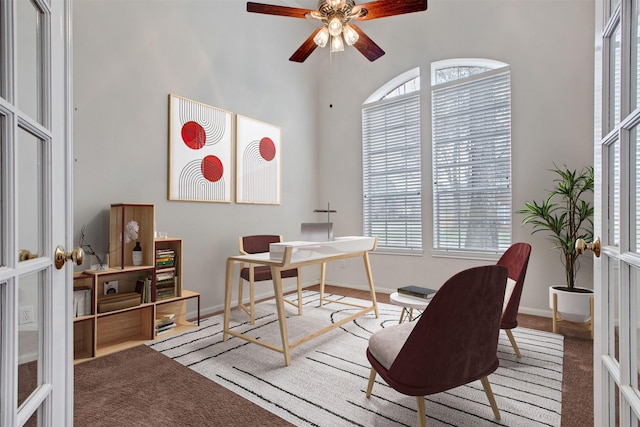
[432,68,512,253]
[363,92,422,250]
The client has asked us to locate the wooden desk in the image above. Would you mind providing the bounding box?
[223,237,379,366]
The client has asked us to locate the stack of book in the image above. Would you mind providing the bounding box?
[397,285,437,301]
[155,271,176,300]
[156,249,175,268]
[155,314,176,335]
[97,292,142,313]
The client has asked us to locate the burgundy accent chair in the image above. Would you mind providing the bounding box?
[238,235,302,324]
[497,242,532,358]
[365,265,508,426]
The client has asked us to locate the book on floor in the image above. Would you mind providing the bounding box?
[397,285,437,300]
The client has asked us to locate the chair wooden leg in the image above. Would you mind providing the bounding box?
[416,396,426,427]
[237,270,245,311]
[296,272,303,316]
[480,377,500,420]
[319,262,326,306]
[249,281,255,325]
[505,329,521,358]
[365,368,376,398]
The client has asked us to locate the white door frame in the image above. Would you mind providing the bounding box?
[0,0,73,425]
[594,0,640,424]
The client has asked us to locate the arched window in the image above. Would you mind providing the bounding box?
[431,59,512,255]
[362,68,422,252]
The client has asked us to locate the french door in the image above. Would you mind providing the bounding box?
[0,0,73,426]
[594,0,640,424]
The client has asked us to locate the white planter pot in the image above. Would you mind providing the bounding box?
[549,285,593,323]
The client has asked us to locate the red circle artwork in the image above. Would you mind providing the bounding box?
[201,155,224,182]
[182,121,206,150]
[259,137,276,161]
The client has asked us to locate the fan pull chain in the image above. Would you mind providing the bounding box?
[329,49,334,108]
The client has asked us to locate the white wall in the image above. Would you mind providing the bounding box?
[73,0,596,317]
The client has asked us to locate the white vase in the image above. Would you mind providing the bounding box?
[548,285,593,323]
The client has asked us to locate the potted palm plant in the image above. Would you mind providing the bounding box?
[517,164,594,322]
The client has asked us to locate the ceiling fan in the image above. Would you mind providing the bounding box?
[246,0,428,63]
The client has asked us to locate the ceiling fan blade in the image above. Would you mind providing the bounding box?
[289,28,322,63]
[247,2,313,19]
[354,0,427,21]
[350,24,385,62]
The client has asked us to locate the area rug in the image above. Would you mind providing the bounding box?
[149,290,564,426]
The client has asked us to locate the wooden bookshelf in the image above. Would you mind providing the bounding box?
[72,204,200,364]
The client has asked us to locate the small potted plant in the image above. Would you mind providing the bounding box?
[517,164,594,323]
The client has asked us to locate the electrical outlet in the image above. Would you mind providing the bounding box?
[19,306,34,325]
[340,260,346,268]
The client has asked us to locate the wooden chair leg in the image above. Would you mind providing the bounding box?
[416,396,426,427]
[249,280,255,325]
[319,262,326,306]
[505,329,521,358]
[296,271,303,316]
[480,376,500,420]
[365,368,376,397]
[237,274,244,311]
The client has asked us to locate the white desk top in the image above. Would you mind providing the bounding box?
[269,236,377,263]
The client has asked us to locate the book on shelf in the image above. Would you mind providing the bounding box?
[73,287,92,317]
[135,276,152,304]
[156,317,176,334]
[156,271,175,282]
[156,259,175,267]
[397,285,437,300]
[156,324,176,335]
[155,248,175,256]
[155,288,176,300]
[97,292,142,313]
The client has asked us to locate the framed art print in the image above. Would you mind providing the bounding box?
[168,94,232,202]
[236,115,281,205]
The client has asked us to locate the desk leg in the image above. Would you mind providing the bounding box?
[319,262,326,306]
[363,252,379,318]
[223,258,234,341]
[271,266,291,366]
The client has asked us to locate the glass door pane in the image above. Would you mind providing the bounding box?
[17,126,44,261]
[609,139,621,246]
[17,272,43,411]
[610,258,621,361]
[609,23,622,132]
[16,0,44,125]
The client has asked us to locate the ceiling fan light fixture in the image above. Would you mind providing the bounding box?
[328,16,343,37]
[326,0,341,8]
[343,24,359,46]
[330,35,344,52]
[314,27,330,47]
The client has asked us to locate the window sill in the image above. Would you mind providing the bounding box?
[430,249,501,262]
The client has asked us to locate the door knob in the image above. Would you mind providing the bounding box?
[54,246,84,270]
[575,237,600,257]
[18,249,39,261]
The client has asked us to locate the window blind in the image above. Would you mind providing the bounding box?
[362,92,422,250]
[432,69,512,253]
